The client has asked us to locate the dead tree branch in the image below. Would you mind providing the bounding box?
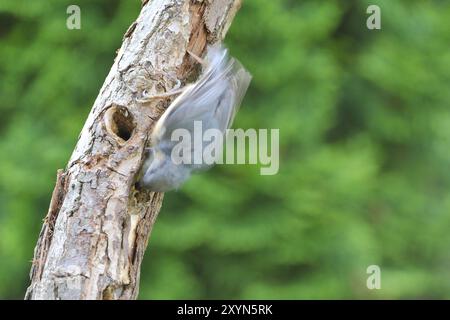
[25,0,242,300]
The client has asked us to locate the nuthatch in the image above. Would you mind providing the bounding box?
[138,45,252,192]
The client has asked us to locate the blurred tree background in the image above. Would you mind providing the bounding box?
[1,0,450,299]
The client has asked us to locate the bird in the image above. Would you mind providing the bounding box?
[138,44,252,192]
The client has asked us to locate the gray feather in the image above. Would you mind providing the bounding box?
[139,44,252,192]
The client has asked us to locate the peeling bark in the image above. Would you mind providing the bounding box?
[26,0,242,300]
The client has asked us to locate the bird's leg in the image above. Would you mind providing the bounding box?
[187,50,206,65]
[135,61,184,103]
[136,87,185,102]
[137,50,203,103]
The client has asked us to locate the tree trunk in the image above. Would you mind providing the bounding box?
[25,0,242,300]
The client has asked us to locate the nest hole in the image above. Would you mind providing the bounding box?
[104,105,135,142]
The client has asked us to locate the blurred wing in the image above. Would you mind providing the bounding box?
[151,45,252,147]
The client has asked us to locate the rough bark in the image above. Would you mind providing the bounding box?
[25,0,242,300]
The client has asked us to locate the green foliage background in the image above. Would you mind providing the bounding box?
[1,0,450,299]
